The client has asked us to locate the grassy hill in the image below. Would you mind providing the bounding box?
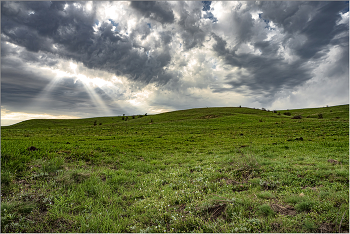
[1,104,349,232]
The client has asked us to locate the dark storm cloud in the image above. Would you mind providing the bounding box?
[253,41,279,56]
[211,33,312,95]
[256,1,349,60]
[255,1,318,35]
[130,1,175,24]
[211,1,348,96]
[1,40,59,67]
[176,2,207,50]
[1,1,175,87]
[296,2,349,60]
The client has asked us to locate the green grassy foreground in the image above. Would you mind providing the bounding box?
[1,104,349,233]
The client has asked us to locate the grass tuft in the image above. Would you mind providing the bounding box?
[257,204,275,217]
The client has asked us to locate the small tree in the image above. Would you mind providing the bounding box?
[93,120,97,126]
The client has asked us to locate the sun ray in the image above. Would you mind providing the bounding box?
[79,79,113,116]
[29,74,65,109]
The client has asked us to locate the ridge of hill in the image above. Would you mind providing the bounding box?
[2,104,348,129]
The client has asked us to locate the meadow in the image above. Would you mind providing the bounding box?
[1,104,349,233]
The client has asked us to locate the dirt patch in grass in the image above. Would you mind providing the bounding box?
[271,222,282,231]
[27,146,38,151]
[216,177,240,185]
[100,174,106,181]
[271,203,296,216]
[199,115,219,119]
[318,223,336,233]
[328,159,340,164]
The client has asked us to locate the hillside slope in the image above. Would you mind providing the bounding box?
[1,104,349,233]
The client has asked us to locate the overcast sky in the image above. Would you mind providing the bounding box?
[1,1,349,126]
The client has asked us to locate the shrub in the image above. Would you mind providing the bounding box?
[261,108,266,111]
[318,113,323,119]
[93,120,97,126]
[283,112,291,116]
[291,115,302,119]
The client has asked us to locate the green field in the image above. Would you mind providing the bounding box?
[1,104,349,233]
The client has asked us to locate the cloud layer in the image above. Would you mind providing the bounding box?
[1,1,348,125]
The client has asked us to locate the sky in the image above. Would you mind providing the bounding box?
[1,1,349,126]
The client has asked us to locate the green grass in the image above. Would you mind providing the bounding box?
[1,104,349,232]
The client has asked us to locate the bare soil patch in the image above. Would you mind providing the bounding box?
[271,203,296,216]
